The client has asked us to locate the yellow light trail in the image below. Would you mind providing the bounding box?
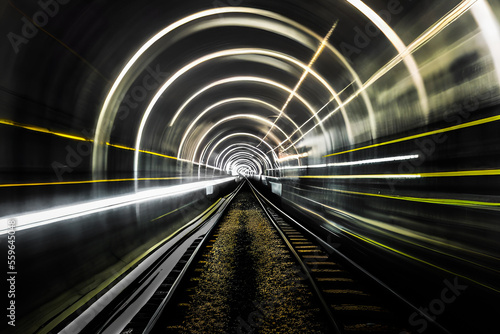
[294,188,500,265]
[342,228,500,293]
[324,114,500,157]
[0,119,177,161]
[300,169,500,179]
[107,143,178,160]
[0,177,181,188]
[322,187,500,209]
[260,20,338,147]
[0,119,91,142]
[288,198,500,294]
[151,199,200,222]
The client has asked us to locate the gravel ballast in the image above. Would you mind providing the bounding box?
[169,188,327,333]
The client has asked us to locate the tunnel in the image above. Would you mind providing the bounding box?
[1,0,500,333]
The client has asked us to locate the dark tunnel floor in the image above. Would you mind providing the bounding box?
[117,183,415,334]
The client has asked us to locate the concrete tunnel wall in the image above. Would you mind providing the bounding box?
[1,0,500,332]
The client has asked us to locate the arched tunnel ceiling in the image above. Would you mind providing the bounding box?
[1,0,499,180]
[3,1,500,332]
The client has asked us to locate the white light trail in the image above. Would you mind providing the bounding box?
[277,153,309,162]
[217,145,272,171]
[93,7,372,179]
[471,0,500,85]
[171,88,303,134]
[347,0,429,115]
[202,133,279,168]
[191,114,290,165]
[0,178,235,235]
[280,1,477,154]
[135,47,334,173]
[260,21,340,146]
[268,154,419,171]
[178,104,293,159]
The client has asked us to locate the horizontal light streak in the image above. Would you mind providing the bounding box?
[322,187,500,209]
[107,143,178,160]
[324,114,500,157]
[0,119,177,161]
[268,155,419,171]
[0,177,181,188]
[301,174,421,179]
[277,153,309,162]
[330,154,419,166]
[300,169,500,179]
[289,196,500,293]
[0,119,90,142]
[0,178,235,235]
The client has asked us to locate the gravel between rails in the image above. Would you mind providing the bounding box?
[169,188,328,333]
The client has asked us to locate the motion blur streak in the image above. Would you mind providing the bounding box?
[325,114,500,157]
[0,119,91,142]
[261,20,339,145]
[300,169,500,179]
[471,0,500,84]
[3,0,500,332]
[177,98,300,158]
[0,177,181,188]
[136,47,334,172]
[292,199,500,293]
[282,0,481,153]
[0,119,178,161]
[273,155,419,169]
[0,178,234,235]
[347,0,429,115]
[319,187,500,209]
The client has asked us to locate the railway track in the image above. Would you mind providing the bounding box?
[73,180,451,334]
